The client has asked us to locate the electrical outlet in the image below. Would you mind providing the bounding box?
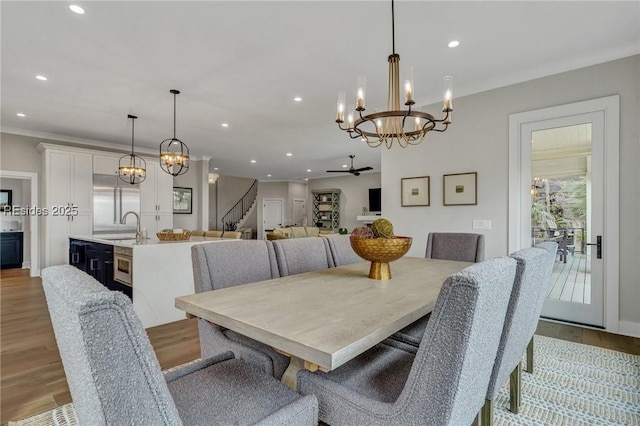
[472,219,491,230]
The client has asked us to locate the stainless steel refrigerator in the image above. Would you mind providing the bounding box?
[93,174,140,235]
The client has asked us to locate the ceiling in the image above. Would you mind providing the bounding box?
[2,1,638,182]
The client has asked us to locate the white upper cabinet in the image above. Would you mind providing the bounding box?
[93,153,120,175]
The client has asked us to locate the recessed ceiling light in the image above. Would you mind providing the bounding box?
[448,40,460,48]
[342,164,348,168]
[213,167,219,170]
[251,160,257,163]
[304,178,308,181]
[35,75,47,81]
[306,169,311,172]
[69,5,85,14]
[294,97,302,102]
[286,152,293,156]
[267,174,272,177]
[221,123,229,128]
[16,113,26,117]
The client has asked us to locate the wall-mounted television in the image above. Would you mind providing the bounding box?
[368,188,381,213]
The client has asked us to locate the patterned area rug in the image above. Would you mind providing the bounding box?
[8,336,639,425]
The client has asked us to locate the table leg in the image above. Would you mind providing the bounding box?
[281,356,305,391]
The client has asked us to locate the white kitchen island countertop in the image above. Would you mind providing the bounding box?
[70,234,240,328]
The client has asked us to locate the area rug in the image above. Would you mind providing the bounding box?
[8,336,639,425]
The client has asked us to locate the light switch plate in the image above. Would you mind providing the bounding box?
[472,219,491,230]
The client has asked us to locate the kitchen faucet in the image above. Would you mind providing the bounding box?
[121,211,143,243]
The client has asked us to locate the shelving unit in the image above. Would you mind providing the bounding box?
[312,189,341,232]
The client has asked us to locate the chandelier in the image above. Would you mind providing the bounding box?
[160,89,190,176]
[118,114,146,184]
[335,0,453,149]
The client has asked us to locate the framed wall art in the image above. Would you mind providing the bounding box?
[401,176,430,207]
[172,187,192,214]
[443,172,477,206]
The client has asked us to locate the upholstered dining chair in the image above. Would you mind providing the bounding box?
[271,237,335,276]
[297,257,517,426]
[323,234,364,266]
[222,230,242,239]
[191,240,291,379]
[527,241,559,373]
[42,265,318,425]
[204,230,223,237]
[426,232,485,262]
[391,232,486,347]
[478,245,554,425]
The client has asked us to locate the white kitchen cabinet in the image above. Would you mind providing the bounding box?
[93,153,120,175]
[140,160,173,233]
[42,148,93,266]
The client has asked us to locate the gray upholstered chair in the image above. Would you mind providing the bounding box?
[271,237,334,276]
[323,234,364,266]
[391,232,486,346]
[426,232,485,262]
[42,265,318,425]
[478,246,553,425]
[192,240,291,379]
[527,241,559,373]
[297,257,517,426]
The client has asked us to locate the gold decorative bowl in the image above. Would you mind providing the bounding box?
[350,236,413,280]
[156,230,192,241]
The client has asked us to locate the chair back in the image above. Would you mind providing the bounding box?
[533,241,559,335]
[323,234,363,266]
[485,247,550,399]
[192,240,279,292]
[205,230,223,238]
[222,231,242,239]
[272,237,335,276]
[41,265,181,425]
[398,257,517,425]
[426,232,485,262]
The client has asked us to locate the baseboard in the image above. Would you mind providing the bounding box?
[22,261,31,269]
[618,320,640,338]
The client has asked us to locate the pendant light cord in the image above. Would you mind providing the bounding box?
[131,116,135,153]
[391,0,395,55]
[173,92,177,139]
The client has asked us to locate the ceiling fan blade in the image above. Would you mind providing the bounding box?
[354,166,373,172]
[326,170,350,173]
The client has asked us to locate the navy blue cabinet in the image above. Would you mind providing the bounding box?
[1,232,24,269]
[69,238,132,299]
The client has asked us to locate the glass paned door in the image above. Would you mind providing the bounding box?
[527,115,604,326]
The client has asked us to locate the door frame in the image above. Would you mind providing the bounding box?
[0,170,40,276]
[508,95,619,332]
[260,198,284,240]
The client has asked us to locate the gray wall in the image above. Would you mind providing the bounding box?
[382,55,639,325]
[216,175,256,231]
[172,159,203,231]
[307,172,381,233]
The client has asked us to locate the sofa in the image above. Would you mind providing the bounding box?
[266,226,333,240]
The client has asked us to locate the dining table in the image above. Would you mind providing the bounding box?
[175,256,471,390]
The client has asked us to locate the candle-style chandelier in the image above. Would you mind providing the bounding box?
[118,114,146,184]
[336,0,453,149]
[159,89,190,176]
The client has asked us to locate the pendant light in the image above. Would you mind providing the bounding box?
[159,89,190,176]
[118,114,146,184]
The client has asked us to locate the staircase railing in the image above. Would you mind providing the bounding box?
[221,179,258,230]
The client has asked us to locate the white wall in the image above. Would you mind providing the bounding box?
[307,172,381,233]
[382,55,639,324]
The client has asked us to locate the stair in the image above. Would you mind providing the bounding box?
[222,180,258,231]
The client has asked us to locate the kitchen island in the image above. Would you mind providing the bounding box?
[70,234,239,328]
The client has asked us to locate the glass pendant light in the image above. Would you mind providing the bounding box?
[159,89,190,176]
[118,114,146,184]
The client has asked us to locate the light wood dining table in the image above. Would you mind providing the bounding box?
[175,256,470,390]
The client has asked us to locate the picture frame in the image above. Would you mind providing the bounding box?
[0,189,12,210]
[401,176,430,207]
[172,187,192,214]
[443,172,477,206]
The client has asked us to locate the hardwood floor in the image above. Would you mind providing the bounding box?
[1,268,638,425]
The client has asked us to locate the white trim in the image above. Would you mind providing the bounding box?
[618,321,640,338]
[260,198,284,240]
[508,95,620,332]
[0,170,40,277]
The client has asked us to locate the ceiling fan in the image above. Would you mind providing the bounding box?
[326,155,373,177]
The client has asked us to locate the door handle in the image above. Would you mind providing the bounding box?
[89,258,99,271]
[71,253,79,263]
[585,235,602,259]
[113,188,118,224]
